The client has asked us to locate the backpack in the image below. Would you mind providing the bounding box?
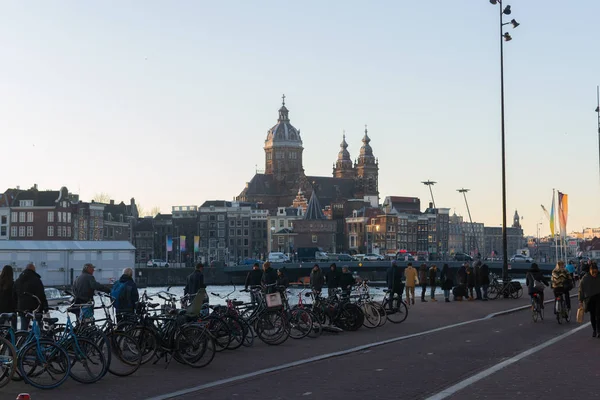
[111,280,130,310]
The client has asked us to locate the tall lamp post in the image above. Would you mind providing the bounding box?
[457,188,479,258]
[422,180,437,209]
[490,0,519,283]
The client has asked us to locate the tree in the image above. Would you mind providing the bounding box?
[136,204,145,217]
[93,192,111,203]
[149,206,161,217]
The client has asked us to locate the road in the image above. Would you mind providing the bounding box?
[5,288,594,400]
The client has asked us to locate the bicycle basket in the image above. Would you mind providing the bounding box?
[265,292,283,309]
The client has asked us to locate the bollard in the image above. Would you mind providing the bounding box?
[17,394,31,400]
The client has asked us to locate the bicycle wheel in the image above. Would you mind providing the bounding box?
[360,302,381,329]
[371,302,387,327]
[289,309,313,339]
[511,285,523,299]
[0,335,16,388]
[19,340,70,390]
[239,318,255,347]
[108,331,142,377]
[532,301,539,323]
[224,316,244,350]
[206,316,232,352]
[383,295,408,324]
[175,324,216,368]
[124,326,158,365]
[255,311,289,346]
[306,311,322,338]
[65,337,106,384]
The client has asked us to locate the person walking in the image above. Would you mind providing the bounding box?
[310,264,324,296]
[578,261,600,337]
[0,265,17,329]
[404,262,418,305]
[428,264,438,301]
[72,263,110,320]
[386,261,405,309]
[111,268,139,317]
[440,264,453,303]
[480,263,490,301]
[14,263,48,330]
[419,263,428,302]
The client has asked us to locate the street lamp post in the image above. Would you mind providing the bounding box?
[421,180,437,209]
[457,188,479,258]
[490,0,519,283]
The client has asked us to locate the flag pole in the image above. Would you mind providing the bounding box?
[553,189,559,263]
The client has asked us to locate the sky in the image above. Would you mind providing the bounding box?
[1,0,599,238]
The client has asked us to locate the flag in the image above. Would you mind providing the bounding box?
[194,236,200,253]
[166,236,173,252]
[179,235,186,251]
[558,192,568,236]
[540,205,550,221]
[549,194,555,238]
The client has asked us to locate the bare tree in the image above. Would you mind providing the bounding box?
[136,203,146,217]
[149,206,161,217]
[93,192,111,203]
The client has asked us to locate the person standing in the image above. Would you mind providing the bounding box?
[310,264,324,296]
[72,263,110,320]
[404,262,418,305]
[276,268,290,288]
[578,261,600,337]
[480,263,490,301]
[0,265,17,329]
[386,261,404,309]
[184,263,207,304]
[111,268,139,316]
[474,261,483,300]
[466,263,475,301]
[261,262,278,293]
[440,264,453,303]
[419,263,428,302]
[340,266,356,298]
[428,264,438,301]
[325,264,340,297]
[245,262,263,304]
[14,263,48,330]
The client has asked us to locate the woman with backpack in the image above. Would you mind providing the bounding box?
[111,268,139,317]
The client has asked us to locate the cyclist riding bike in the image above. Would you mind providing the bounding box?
[526,263,549,309]
[552,260,573,311]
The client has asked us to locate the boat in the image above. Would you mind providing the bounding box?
[45,288,73,306]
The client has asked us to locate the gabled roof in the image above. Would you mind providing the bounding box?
[240,174,280,197]
[200,200,232,208]
[306,176,355,206]
[305,192,326,220]
[13,189,63,207]
[0,241,135,251]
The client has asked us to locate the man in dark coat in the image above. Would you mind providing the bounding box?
[245,262,263,304]
[325,264,340,297]
[184,263,207,303]
[386,261,405,309]
[339,266,356,297]
[14,263,48,330]
[261,262,278,293]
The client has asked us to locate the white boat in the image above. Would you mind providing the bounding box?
[45,288,72,306]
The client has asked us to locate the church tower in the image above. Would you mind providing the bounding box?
[355,125,379,206]
[264,95,304,184]
[512,210,521,229]
[332,133,355,179]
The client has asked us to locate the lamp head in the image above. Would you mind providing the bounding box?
[489,0,498,4]
[596,106,600,113]
[503,32,512,41]
[503,5,511,15]
[510,19,519,28]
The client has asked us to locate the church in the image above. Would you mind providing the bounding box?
[237,97,380,213]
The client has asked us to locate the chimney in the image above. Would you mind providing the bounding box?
[110,200,115,205]
[33,184,38,190]
[429,202,433,209]
[130,197,135,205]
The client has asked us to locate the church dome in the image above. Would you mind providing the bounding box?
[359,126,374,159]
[337,133,352,166]
[265,95,303,149]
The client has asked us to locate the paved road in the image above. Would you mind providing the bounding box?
[4,288,590,400]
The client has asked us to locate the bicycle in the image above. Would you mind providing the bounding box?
[554,291,570,324]
[531,292,544,322]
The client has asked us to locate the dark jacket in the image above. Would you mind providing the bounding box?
[457,265,467,285]
[115,274,139,312]
[310,268,325,292]
[184,270,206,296]
[441,266,454,291]
[466,266,475,288]
[480,264,490,285]
[14,269,48,312]
[578,272,600,310]
[340,272,356,291]
[418,265,428,284]
[276,274,290,288]
[428,267,437,286]
[261,267,278,287]
[386,266,404,291]
[474,263,482,286]
[325,267,340,289]
[0,281,17,313]
[525,266,549,295]
[73,270,110,303]
[245,269,263,289]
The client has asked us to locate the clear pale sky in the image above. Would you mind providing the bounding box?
[1,0,598,237]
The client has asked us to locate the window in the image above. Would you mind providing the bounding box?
[209,230,215,238]
[19,226,25,237]
[209,215,215,221]
[229,220,235,227]
[58,212,62,223]
[278,236,284,245]
[27,212,33,222]
[10,226,17,237]
[26,226,33,237]
[237,239,241,246]
[67,227,71,237]
[11,212,17,222]
[218,222,225,229]
[236,220,242,227]
[67,213,71,223]
[270,220,275,228]
[217,214,225,221]
[62,212,67,223]
[243,220,249,227]
[62,227,67,237]
[47,212,54,222]
[19,212,25,222]
[312,235,318,243]
[279,220,284,228]
[229,239,234,246]
[237,229,242,236]
[229,229,235,236]
[57,227,62,237]
[218,230,225,238]
[48,226,54,237]
[0,226,6,236]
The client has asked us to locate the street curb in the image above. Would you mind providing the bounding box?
[484,293,578,319]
